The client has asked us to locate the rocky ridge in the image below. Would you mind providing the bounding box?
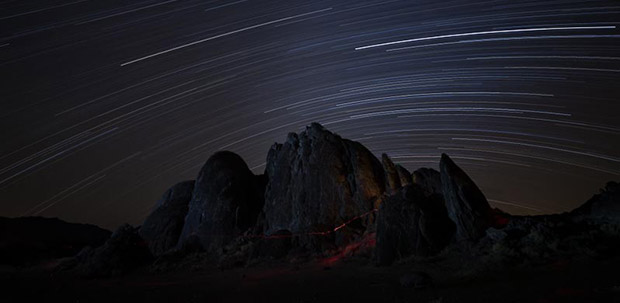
[52,123,620,275]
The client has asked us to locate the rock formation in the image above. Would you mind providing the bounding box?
[53,123,619,272]
[139,180,194,256]
[440,154,496,241]
[177,151,264,252]
[262,123,386,251]
[5,122,620,286]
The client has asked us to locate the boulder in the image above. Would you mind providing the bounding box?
[440,154,496,241]
[177,151,264,252]
[262,123,386,251]
[139,181,194,256]
[376,185,455,265]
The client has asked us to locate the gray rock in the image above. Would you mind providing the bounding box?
[376,185,454,265]
[440,154,495,241]
[262,123,386,251]
[139,181,194,256]
[177,151,264,252]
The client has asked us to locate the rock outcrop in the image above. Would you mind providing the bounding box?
[376,185,455,265]
[178,151,265,252]
[139,181,194,256]
[262,123,386,251]
[440,154,496,241]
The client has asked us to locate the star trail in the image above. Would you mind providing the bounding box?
[1,0,619,229]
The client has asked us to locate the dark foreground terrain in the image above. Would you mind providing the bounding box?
[2,256,620,303]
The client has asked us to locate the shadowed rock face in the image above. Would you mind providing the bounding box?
[139,181,194,256]
[413,168,442,197]
[263,123,386,251]
[376,185,455,265]
[440,154,495,241]
[177,151,264,252]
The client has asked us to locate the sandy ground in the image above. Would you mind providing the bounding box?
[2,256,620,303]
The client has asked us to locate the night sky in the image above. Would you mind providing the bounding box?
[1,0,619,229]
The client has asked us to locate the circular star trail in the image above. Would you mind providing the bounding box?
[1,0,619,229]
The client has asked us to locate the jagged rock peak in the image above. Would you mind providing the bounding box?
[439,153,495,241]
[139,180,194,256]
[382,153,402,192]
[263,122,386,250]
[395,164,413,187]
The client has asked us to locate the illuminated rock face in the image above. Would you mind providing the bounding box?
[139,181,194,256]
[440,153,495,241]
[262,123,386,250]
[177,151,265,252]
